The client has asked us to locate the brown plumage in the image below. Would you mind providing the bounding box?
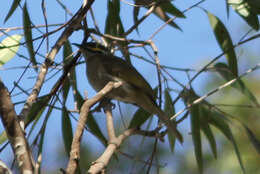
[75,42,183,143]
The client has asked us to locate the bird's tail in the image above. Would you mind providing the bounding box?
[135,93,183,143]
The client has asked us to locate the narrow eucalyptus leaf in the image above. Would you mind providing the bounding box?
[190,104,203,173]
[200,107,217,158]
[23,3,37,71]
[207,11,238,76]
[243,125,260,154]
[62,108,73,156]
[228,0,259,30]
[214,63,260,107]
[4,0,21,22]
[164,89,176,152]
[209,111,246,174]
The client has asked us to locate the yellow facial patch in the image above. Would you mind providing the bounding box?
[88,47,102,52]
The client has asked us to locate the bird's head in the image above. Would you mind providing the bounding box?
[73,42,109,57]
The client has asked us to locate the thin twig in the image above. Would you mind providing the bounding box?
[146,139,158,174]
[172,32,260,109]
[213,103,260,109]
[130,53,197,72]
[118,151,165,167]
[41,0,49,52]
[124,4,156,36]
[19,0,95,124]
[149,41,163,106]
[0,23,63,32]
[56,0,73,16]
[170,61,260,120]
[88,127,136,174]
[149,0,206,40]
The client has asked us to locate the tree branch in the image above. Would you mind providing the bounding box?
[88,102,168,173]
[0,80,35,173]
[87,99,134,174]
[88,126,136,174]
[66,81,122,174]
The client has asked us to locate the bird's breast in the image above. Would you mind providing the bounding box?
[86,60,109,91]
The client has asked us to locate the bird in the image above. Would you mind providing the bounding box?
[73,42,183,143]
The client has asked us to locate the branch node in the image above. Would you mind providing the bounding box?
[107,140,120,149]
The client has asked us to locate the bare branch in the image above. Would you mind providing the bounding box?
[0,79,35,173]
[66,81,122,174]
[88,103,165,173]
[88,127,136,174]
[124,4,156,36]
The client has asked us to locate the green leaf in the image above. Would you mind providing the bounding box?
[63,41,74,63]
[164,89,175,116]
[62,107,73,156]
[190,104,203,174]
[159,1,185,18]
[129,88,157,128]
[228,0,259,30]
[105,0,130,63]
[62,41,73,101]
[27,104,47,138]
[208,111,246,174]
[62,76,70,103]
[27,96,57,138]
[105,0,124,36]
[88,113,107,146]
[62,42,74,156]
[134,0,182,30]
[214,63,260,107]
[4,0,21,23]
[0,34,22,66]
[164,89,176,152]
[200,107,217,158]
[128,107,151,128]
[133,5,140,33]
[25,95,50,125]
[243,124,260,154]
[207,11,238,77]
[23,3,37,71]
[74,88,84,109]
[32,98,58,172]
[153,6,182,30]
[63,40,78,112]
[225,0,230,17]
[74,89,107,146]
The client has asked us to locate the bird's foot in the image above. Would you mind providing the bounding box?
[93,98,115,113]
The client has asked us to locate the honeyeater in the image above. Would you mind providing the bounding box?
[73,42,183,143]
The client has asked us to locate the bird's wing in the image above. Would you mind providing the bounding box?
[101,54,155,99]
